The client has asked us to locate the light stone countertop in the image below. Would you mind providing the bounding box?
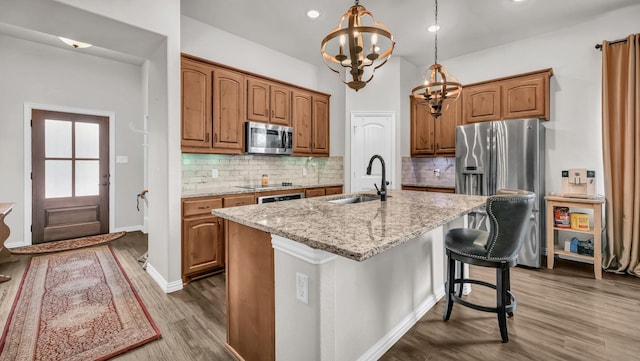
[212,190,487,261]
[182,183,344,198]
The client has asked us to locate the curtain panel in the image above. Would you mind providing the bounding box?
[601,33,640,276]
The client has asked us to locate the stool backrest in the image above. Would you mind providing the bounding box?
[485,189,535,261]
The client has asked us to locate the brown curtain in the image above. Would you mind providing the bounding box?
[601,33,640,276]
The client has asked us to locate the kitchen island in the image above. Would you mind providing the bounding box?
[213,190,486,361]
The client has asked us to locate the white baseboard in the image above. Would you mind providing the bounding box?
[356,286,446,361]
[4,240,27,248]
[145,263,183,293]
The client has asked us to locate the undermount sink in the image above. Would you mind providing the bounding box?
[326,195,379,204]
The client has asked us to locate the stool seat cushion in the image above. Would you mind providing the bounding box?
[445,228,491,260]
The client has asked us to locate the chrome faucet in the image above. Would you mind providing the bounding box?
[366,154,388,201]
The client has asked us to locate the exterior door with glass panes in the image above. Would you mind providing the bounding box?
[31,109,109,244]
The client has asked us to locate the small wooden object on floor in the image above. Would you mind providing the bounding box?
[0,203,16,283]
[545,195,604,279]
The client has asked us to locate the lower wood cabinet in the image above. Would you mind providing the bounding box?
[182,197,225,283]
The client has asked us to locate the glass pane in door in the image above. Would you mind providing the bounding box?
[75,160,99,196]
[45,160,72,198]
[45,119,72,158]
[75,122,100,158]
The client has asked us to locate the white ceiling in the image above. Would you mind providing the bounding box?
[0,0,636,67]
[181,0,639,67]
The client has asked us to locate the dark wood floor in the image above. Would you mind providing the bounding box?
[1,232,639,361]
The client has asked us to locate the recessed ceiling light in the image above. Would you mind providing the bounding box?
[58,36,92,49]
[307,9,320,19]
[512,0,527,2]
[427,25,440,33]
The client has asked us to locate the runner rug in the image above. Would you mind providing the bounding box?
[9,232,126,255]
[0,246,161,361]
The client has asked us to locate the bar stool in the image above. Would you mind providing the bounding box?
[443,189,535,343]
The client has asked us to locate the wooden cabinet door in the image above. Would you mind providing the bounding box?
[410,97,435,156]
[312,94,330,156]
[181,58,212,149]
[182,215,224,276]
[502,74,548,120]
[270,83,291,126]
[246,77,270,123]
[292,90,313,154]
[463,83,501,124]
[213,67,244,153]
[434,98,462,155]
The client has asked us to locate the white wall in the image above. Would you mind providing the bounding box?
[0,34,144,245]
[436,4,640,195]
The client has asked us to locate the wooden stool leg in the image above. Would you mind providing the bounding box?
[497,265,509,343]
[443,252,455,321]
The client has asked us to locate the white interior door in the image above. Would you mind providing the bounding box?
[350,112,395,192]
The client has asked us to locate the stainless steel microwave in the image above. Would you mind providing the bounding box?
[245,121,293,155]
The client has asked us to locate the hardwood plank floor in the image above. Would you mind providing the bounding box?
[1,232,638,361]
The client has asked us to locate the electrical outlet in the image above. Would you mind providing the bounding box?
[296,272,308,304]
[302,168,308,176]
[211,169,219,178]
[434,168,441,177]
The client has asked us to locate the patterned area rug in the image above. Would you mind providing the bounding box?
[8,232,126,255]
[0,246,161,360]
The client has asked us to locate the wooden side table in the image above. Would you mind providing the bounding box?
[545,195,604,279]
[0,203,15,282]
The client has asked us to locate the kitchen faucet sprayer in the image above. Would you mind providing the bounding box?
[366,154,388,201]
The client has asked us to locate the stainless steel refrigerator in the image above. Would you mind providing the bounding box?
[455,118,545,268]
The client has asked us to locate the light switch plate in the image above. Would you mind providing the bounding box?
[116,156,128,164]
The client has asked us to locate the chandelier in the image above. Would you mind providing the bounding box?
[321,0,395,91]
[411,0,461,118]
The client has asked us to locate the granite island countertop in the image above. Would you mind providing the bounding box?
[213,190,486,261]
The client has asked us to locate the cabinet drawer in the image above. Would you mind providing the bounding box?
[183,197,223,217]
[223,194,256,208]
[324,186,343,195]
[305,188,326,198]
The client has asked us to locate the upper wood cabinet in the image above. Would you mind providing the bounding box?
[462,83,501,124]
[410,96,461,157]
[212,67,245,153]
[501,73,548,120]
[181,58,213,149]
[181,54,331,155]
[463,68,553,124]
[181,57,245,154]
[246,76,291,126]
[292,89,330,157]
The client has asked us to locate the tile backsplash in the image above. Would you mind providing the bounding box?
[182,154,343,192]
[402,157,455,187]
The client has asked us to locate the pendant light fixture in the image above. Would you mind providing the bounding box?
[411,0,461,118]
[321,0,395,91]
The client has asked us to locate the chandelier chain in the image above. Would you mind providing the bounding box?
[434,0,438,64]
